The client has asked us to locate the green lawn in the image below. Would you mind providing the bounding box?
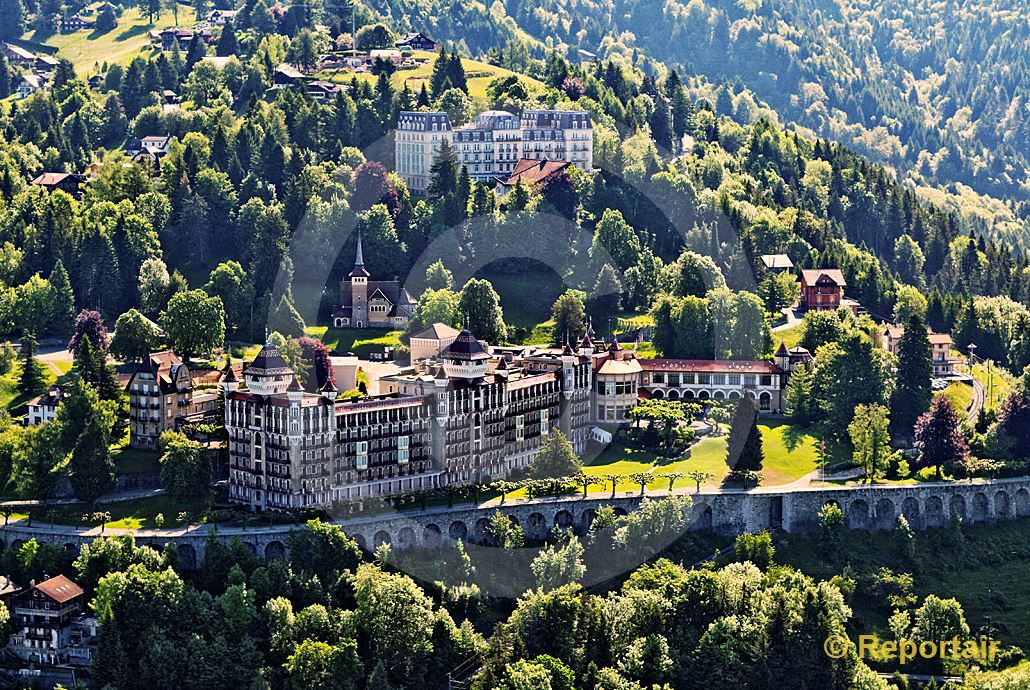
[579,420,828,492]
[23,5,190,75]
[0,361,63,415]
[937,380,974,417]
[307,326,403,357]
[772,323,804,350]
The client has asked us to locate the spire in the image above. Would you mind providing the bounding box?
[287,374,303,392]
[349,231,370,277]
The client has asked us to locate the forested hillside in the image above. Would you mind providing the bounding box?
[364,0,1030,246]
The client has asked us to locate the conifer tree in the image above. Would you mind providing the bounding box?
[48,259,75,339]
[890,313,933,435]
[727,397,764,473]
[70,404,115,504]
[17,333,46,397]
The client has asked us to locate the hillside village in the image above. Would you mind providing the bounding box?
[0,0,1027,687]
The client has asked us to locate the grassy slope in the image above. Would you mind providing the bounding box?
[307,325,403,357]
[23,5,191,75]
[322,50,546,99]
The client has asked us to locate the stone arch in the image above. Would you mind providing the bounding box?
[264,540,286,561]
[178,543,197,570]
[846,499,869,530]
[698,390,710,400]
[1017,488,1030,517]
[578,509,597,535]
[527,512,548,539]
[353,534,367,551]
[924,495,945,527]
[650,389,664,399]
[713,391,725,400]
[972,492,990,522]
[823,499,841,510]
[449,520,468,541]
[758,391,772,411]
[901,497,922,529]
[667,389,680,400]
[683,390,695,399]
[950,494,966,521]
[554,510,573,530]
[995,491,1011,520]
[613,506,629,517]
[874,498,895,531]
[474,517,492,545]
[373,530,392,547]
[693,503,713,531]
[242,541,257,557]
[63,542,77,553]
[728,391,741,400]
[423,524,442,549]
[398,527,416,549]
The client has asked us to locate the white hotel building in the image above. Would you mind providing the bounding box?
[394,109,593,193]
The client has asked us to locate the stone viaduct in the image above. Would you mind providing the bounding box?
[1,478,1028,570]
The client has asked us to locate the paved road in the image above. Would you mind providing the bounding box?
[771,307,801,333]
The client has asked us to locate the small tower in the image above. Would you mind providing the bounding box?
[221,359,239,397]
[287,374,303,403]
[774,342,790,372]
[245,343,294,396]
[320,374,338,402]
[577,331,594,357]
[607,338,623,361]
[350,232,370,328]
[441,330,490,380]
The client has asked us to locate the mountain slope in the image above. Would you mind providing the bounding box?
[364,0,1030,213]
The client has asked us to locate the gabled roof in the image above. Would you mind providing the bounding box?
[31,171,77,186]
[19,73,42,89]
[33,574,83,604]
[411,322,460,340]
[761,254,794,270]
[502,158,570,187]
[800,269,846,287]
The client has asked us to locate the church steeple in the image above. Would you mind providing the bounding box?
[350,232,370,278]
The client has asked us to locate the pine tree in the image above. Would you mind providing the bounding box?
[727,397,763,473]
[890,313,933,436]
[47,260,75,339]
[70,406,115,504]
[785,364,813,426]
[17,333,46,397]
[216,21,239,57]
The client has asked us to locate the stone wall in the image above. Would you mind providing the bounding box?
[2,478,1029,569]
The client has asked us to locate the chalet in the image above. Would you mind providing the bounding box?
[35,54,60,72]
[61,15,96,32]
[9,575,96,666]
[638,358,786,413]
[497,158,571,195]
[0,576,22,607]
[304,80,340,102]
[882,326,958,377]
[1,42,37,66]
[799,268,847,312]
[30,171,85,196]
[16,73,43,99]
[163,89,181,104]
[395,32,437,51]
[126,135,172,158]
[159,27,210,49]
[273,63,306,87]
[207,8,240,25]
[26,384,70,426]
[760,254,794,274]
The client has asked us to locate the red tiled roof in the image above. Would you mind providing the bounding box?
[34,574,83,604]
[31,172,74,186]
[800,269,846,287]
[640,359,782,374]
[503,158,570,187]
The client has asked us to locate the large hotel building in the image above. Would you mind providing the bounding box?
[394,109,593,193]
[225,322,804,510]
[225,332,593,510]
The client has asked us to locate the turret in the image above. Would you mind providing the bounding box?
[221,359,239,396]
[287,374,303,403]
[774,342,790,371]
[245,343,294,396]
[321,374,338,402]
[441,330,490,380]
